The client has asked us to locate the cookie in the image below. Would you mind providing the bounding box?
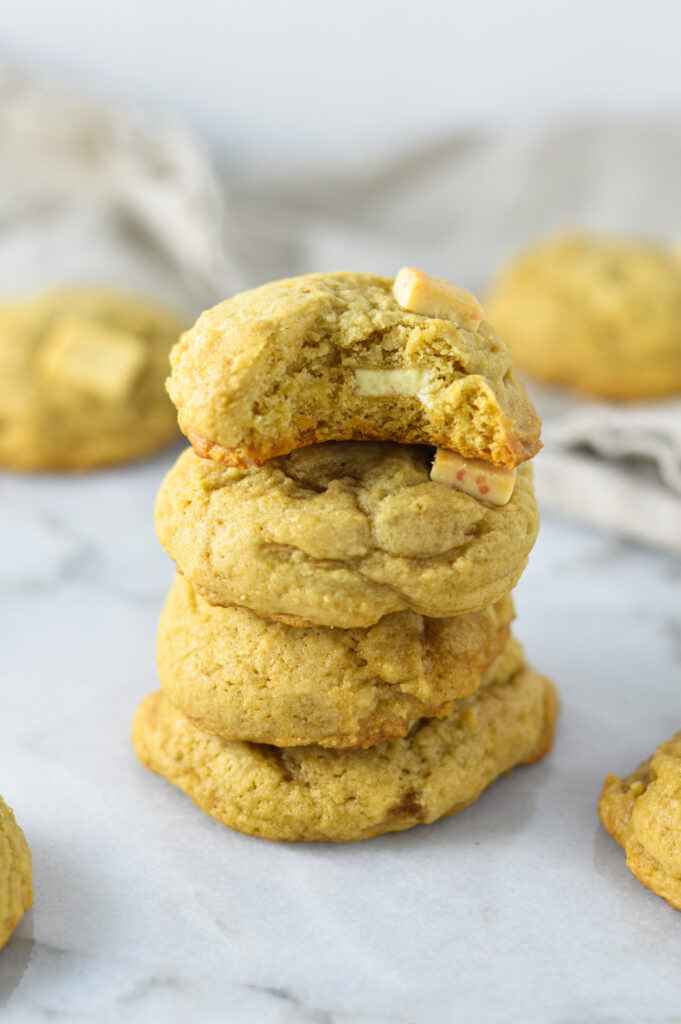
[0,796,33,950]
[157,575,515,749]
[167,271,541,469]
[155,443,539,628]
[486,234,681,400]
[0,287,187,470]
[132,662,558,843]
[599,730,681,911]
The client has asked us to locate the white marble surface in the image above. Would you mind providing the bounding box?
[1,446,681,1024]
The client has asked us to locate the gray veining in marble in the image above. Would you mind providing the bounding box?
[1,449,680,1024]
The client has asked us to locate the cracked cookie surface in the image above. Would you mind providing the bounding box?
[486,234,681,400]
[0,796,33,950]
[599,730,681,911]
[158,575,515,748]
[0,288,186,470]
[132,661,558,843]
[155,442,539,628]
[167,271,541,469]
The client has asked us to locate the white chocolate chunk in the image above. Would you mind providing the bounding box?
[38,316,147,400]
[393,267,484,328]
[354,367,435,398]
[430,448,516,506]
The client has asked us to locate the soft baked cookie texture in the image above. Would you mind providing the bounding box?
[486,234,681,400]
[138,266,556,843]
[167,271,541,469]
[0,287,187,470]
[599,731,681,911]
[155,442,539,628]
[132,664,559,843]
[0,796,33,950]
[157,575,516,748]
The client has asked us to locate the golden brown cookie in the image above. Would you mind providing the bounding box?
[599,730,681,911]
[0,287,187,470]
[486,234,681,400]
[157,575,515,748]
[132,661,558,843]
[167,271,541,469]
[155,443,539,629]
[0,796,33,950]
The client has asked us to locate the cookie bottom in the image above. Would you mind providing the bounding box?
[599,730,681,911]
[132,667,558,843]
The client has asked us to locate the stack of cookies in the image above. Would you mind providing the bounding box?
[133,269,559,842]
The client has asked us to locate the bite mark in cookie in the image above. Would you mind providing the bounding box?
[167,271,541,470]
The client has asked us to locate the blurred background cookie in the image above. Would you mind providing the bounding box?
[486,234,681,400]
[0,287,187,470]
[0,795,32,951]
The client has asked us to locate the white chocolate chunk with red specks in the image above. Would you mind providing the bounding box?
[430,448,516,505]
[38,316,147,400]
[393,267,484,328]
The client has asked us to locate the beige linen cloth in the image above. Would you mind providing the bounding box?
[0,65,239,314]
[2,63,680,552]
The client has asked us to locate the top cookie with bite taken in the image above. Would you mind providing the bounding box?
[167,269,541,470]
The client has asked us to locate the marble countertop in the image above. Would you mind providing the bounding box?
[1,445,680,1024]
